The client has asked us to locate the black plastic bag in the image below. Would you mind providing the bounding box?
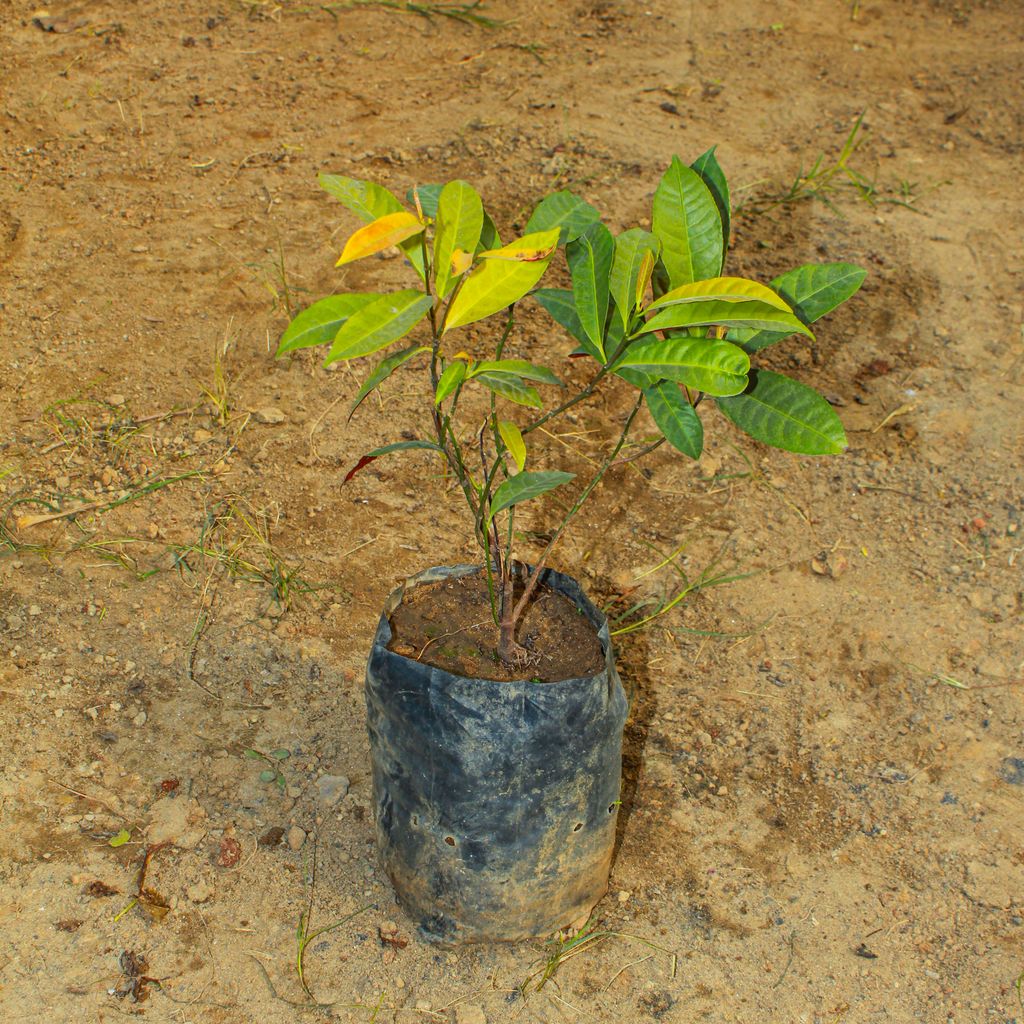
[365,565,629,944]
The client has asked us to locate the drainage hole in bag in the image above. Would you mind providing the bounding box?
[572,822,583,832]
[444,835,456,847]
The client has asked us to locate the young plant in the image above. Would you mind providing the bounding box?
[277,150,865,667]
[245,746,291,790]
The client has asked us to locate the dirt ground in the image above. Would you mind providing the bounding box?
[2,0,1023,1021]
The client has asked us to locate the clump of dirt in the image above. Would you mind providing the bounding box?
[386,571,605,683]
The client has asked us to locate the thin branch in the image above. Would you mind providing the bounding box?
[512,392,645,624]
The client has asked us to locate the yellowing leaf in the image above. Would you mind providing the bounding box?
[434,181,483,297]
[498,420,526,472]
[336,211,425,267]
[635,249,656,309]
[443,232,558,334]
[109,829,131,848]
[478,228,560,263]
[647,276,793,312]
[450,248,473,276]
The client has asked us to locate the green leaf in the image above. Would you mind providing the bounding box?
[477,212,501,253]
[727,327,790,354]
[271,748,291,760]
[771,262,867,323]
[349,344,429,419]
[434,181,484,298]
[443,230,557,333]
[730,263,866,352]
[259,768,278,783]
[326,290,433,363]
[344,440,444,483]
[319,173,403,220]
[651,156,724,286]
[615,366,657,389]
[532,288,602,361]
[525,191,601,245]
[488,470,576,522]
[498,419,526,471]
[276,294,382,355]
[407,183,443,219]
[470,359,561,386]
[644,381,704,459]
[243,748,263,759]
[473,372,542,408]
[567,221,614,355]
[109,829,131,848]
[617,336,750,397]
[638,299,813,339]
[318,173,425,280]
[646,276,793,312]
[435,361,467,405]
[690,146,731,256]
[609,228,661,331]
[717,369,847,454]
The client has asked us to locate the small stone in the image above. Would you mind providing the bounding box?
[28,605,41,616]
[186,879,213,903]
[148,796,207,849]
[254,407,286,425]
[106,394,126,407]
[132,711,147,727]
[317,774,350,807]
[258,826,285,847]
[455,1004,487,1024]
[55,474,71,489]
[617,889,631,903]
[216,836,242,867]
[193,428,213,443]
[287,826,306,851]
[699,454,721,478]
[999,758,1024,786]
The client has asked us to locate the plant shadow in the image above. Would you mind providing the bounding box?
[607,606,655,867]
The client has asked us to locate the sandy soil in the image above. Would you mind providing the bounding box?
[1,1,1022,1021]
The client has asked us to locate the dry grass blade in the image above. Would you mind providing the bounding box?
[14,470,205,530]
[521,917,676,993]
[295,836,374,1002]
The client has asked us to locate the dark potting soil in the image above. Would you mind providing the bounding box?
[386,572,605,683]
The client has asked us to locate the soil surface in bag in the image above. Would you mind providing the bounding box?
[386,571,605,682]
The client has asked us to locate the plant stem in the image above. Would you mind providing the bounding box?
[522,367,605,436]
[521,326,636,438]
[507,391,645,649]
